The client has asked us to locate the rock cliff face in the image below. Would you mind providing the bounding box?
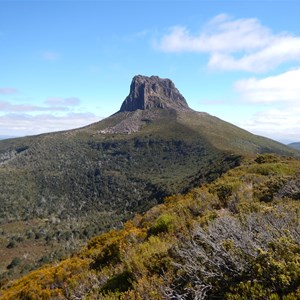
[120,75,190,112]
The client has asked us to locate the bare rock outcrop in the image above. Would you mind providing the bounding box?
[120,75,190,112]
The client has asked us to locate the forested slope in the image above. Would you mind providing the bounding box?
[1,153,299,299]
[0,75,298,287]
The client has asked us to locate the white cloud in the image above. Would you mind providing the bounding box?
[234,67,300,103]
[157,14,300,72]
[0,97,81,113]
[208,36,300,72]
[159,14,272,53]
[0,88,18,95]
[233,68,300,141]
[237,107,300,142]
[0,100,69,112]
[45,97,81,106]
[0,113,101,136]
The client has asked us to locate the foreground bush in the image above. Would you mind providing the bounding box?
[1,155,300,299]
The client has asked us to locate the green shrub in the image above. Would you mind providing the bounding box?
[6,240,16,249]
[90,241,121,270]
[100,270,133,293]
[255,154,280,164]
[7,257,21,270]
[148,214,174,235]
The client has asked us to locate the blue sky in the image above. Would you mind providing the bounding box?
[1,0,300,143]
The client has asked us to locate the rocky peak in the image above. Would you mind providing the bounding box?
[120,75,190,112]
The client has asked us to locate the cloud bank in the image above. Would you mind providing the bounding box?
[237,107,300,142]
[234,68,300,141]
[157,14,300,72]
[0,113,101,136]
[0,101,68,112]
[235,68,300,103]
[0,96,100,136]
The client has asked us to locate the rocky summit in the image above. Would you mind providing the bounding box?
[120,75,190,112]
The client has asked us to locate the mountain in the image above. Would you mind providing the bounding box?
[1,153,300,299]
[0,136,17,140]
[0,75,298,283]
[288,142,300,150]
[120,75,189,112]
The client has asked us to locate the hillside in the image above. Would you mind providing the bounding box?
[1,153,299,299]
[0,75,298,284]
[289,142,300,150]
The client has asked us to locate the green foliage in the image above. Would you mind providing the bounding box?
[255,177,286,202]
[226,236,300,298]
[1,154,300,299]
[6,258,21,270]
[0,118,243,283]
[1,102,298,286]
[148,214,175,235]
[100,271,133,293]
[255,153,281,164]
[6,240,16,249]
[209,183,234,207]
[90,241,121,270]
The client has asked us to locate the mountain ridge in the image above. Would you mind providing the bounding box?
[0,75,299,284]
[289,142,300,150]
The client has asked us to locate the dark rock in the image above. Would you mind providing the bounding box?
[120,75,190,112]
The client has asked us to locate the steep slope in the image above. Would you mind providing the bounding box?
[1,154,299,299]
[0,75,298,283]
